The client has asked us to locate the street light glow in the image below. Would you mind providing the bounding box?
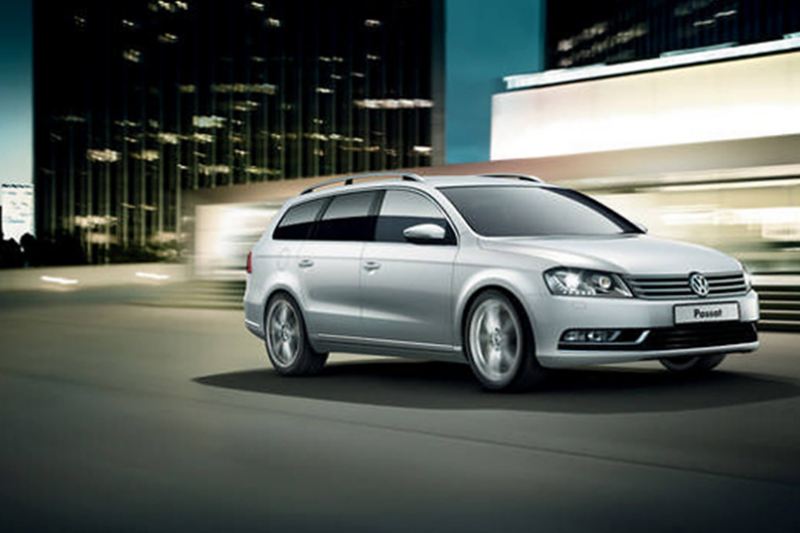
[135,272,171,281]
[40,275,79,285]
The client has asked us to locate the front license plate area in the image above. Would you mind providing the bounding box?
[674,302,740,325]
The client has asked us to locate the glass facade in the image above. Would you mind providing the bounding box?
[34,0,437,262]
[547,0,800,68]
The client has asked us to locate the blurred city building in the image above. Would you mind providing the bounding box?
[491,0,800,276]
[187,0,800,282]
[34,0,546,269]
[34,0,440,263]
[33,0,800,292]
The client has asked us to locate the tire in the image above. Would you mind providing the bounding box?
[659,353,726,374]
[264,293,328,376]
[464,289,544,391]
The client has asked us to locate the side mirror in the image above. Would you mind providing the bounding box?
[634,222,648,234]
[402,223,446,243]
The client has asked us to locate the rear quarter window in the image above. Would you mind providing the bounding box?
[273,199,326,240]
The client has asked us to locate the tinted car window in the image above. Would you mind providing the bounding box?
[375,190,455,244]
[440,186,638,237]
[273,198,326,240]
[315,191,378,241]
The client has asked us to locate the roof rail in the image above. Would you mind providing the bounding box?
[300,171,424,195]
[479,173,544,183]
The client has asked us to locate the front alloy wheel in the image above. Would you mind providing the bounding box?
[465,290,543,391]
[265,293,327,376]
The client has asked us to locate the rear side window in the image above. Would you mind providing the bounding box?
[315,191,379,241]
[273,199,326,240]
[375,190,456,244]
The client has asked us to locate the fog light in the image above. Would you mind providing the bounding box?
[587,330,614,342]
[563,330,587,343]
[562,329,622,343]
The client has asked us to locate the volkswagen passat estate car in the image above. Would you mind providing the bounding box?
[244,172,759,391]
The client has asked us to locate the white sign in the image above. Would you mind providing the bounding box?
[1,184,34,241]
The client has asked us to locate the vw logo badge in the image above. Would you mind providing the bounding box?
[689,273,710,297]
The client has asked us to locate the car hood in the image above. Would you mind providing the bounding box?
[479,234,741,275]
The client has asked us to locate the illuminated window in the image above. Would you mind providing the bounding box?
[211,83,277,94]
[199,164,231,175]
[132,150,160,161]
[87,149,119,162]
[192,115,226,129]
[158,33,179,44]
[354,98,433,109]
[122,49,141,63]
[157,133,180,145]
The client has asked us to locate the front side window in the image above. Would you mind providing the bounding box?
[440,186,638,237]
[273,198,326,240]
[375,190,455,244]
[315,191,378,241]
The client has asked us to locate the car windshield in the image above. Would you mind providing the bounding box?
[440,186,639,237]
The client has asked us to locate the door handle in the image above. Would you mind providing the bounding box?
[363,261,381,271]
[298,258,314,268]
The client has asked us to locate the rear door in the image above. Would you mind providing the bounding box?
[360,189,458,348]
[297,190,380,339]
[265,197,327,324]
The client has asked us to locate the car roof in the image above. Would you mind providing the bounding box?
[421,175,547,188]
[295,174,551,201]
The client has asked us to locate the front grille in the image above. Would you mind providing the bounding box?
[642,322,757,351]
[627,272,747,299]
[559,322,757,351]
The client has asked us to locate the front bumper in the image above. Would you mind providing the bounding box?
[245,318,264,339]
[532,290,760,368]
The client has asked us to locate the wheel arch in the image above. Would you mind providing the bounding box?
[262,284,330,354]
[262,285,303,327]
[458,283,537,360]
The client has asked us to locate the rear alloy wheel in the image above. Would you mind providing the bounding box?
[659,353,726,374]
[465,290,544,391]
[265,293,328,376]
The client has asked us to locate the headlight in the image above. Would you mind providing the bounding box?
[544,268,632,298]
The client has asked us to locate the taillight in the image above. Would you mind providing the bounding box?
[246,251,253,274]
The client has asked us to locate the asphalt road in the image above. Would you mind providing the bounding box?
[1,288,799,532]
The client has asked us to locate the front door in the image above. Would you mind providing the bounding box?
[360,189,458,348]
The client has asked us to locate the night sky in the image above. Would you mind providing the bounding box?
[0,0,32,186]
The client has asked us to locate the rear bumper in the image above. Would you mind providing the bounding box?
[532,290,760,368]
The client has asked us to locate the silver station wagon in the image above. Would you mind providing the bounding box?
[244,172,759,391]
